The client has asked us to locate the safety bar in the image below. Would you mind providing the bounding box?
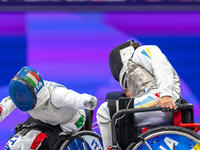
[111,103,193,146]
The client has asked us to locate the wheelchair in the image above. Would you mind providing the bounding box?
[9,110,104,150]
[58,130,103,150]
[107,98,200,150]
[57,109,103,150]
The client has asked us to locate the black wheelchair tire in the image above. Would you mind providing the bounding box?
[126,126,200,150]
[59,130,103,150]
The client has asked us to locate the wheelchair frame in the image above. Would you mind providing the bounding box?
[110,103,200,150]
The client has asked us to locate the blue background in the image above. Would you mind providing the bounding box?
[0,12,200,148]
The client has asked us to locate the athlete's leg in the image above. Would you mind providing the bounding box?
[97,102,112,149]
[5,130,47,150]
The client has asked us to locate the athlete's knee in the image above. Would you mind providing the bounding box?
[5,135,22,150]
[5,130,45,150]
[97,102,111,123]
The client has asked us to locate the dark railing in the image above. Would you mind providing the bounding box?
[0,0,200,11]
[111,103,195,146]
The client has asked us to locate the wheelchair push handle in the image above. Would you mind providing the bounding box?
[111,103,193,146]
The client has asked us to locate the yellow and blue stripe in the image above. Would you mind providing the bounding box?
[141,48,153,60]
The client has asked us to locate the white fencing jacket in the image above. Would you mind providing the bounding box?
[0,81,91,132]
[128,45,181,99]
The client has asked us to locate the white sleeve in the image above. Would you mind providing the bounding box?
[0,96,16,122]
[132,45,174,98]
[51,87,90,109]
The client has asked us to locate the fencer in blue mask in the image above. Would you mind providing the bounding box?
[0,66,98,150]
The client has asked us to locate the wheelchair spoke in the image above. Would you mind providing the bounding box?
[144,140,153,150]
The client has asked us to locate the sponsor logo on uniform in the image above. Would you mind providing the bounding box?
[5,136,19,150]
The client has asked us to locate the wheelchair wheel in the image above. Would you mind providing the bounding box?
[59,130,103,150]
[127,126,200,150]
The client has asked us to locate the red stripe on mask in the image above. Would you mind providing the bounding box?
[29,70,41,82]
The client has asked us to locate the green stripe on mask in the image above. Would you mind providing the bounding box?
[25,76,36,88]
